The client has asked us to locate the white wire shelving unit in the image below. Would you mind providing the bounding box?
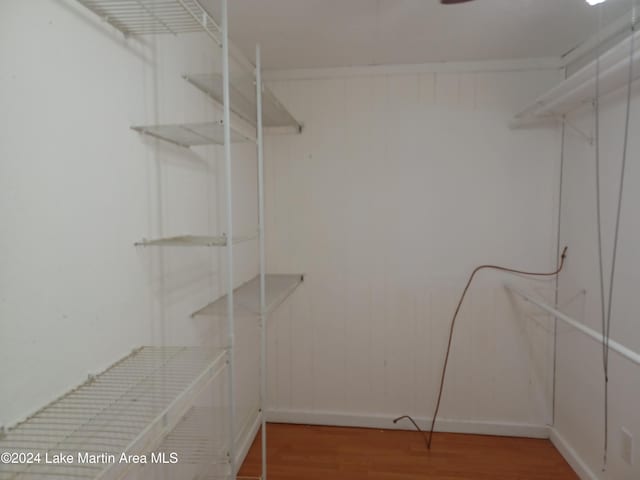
[183,74,302,133]
[81,0,300,147]
[512,26,640,128]
[192,274,304,318]
[131,121,256,149]
[134,234,256,248]
[16,2,307,479]
[0,346,227,480]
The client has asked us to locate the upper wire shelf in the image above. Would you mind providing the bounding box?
[75,0,257,74]
[131,121,255,148]
[183,74,303,132]
[192,274,304,318]
[135,234,257,248]
[76,0,222,44]
[512,27,640,127]
[0,346,227,480]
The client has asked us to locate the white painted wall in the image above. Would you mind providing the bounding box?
[0,0,259,448]
[262,67,564,435]
[553,82,640,479]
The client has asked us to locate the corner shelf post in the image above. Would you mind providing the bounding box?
[256,43,268,480]
[221,0,236,474]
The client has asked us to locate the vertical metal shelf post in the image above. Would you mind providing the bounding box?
[256,44,267,480]
[221,0,236,475]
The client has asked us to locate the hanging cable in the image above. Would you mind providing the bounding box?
[595,1,637,469]
[592,7,610,467]
[607,0,636,418]
[552,115,567,427]
[394,246,568,449]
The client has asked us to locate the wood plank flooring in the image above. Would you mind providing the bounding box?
[238,424,578,479]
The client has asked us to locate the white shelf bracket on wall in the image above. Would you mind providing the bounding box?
[564,116,594,146]
[510,114,593,147]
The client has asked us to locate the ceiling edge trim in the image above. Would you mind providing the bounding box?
[262,57,564,81]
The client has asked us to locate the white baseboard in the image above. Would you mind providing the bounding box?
[265,408,549,439]
[549,427,600,480]
[263,409,602,480]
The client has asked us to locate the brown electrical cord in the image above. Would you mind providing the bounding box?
[394,246,568,449]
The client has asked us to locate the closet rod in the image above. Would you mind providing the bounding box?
[506,284,640,367]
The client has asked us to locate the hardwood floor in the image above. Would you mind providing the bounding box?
[238,424,578,479]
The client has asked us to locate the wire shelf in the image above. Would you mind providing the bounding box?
[140,407,228,479]
[140,404,260,479]
[156,407,227,464]
[131,121,255,148]
[183,74,302,131]
[192,274,303,318]
[513,28,640,126]
[0,346,227,480]
[76,0,222,44]
[134,234,257,248]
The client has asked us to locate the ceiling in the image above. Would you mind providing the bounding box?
[205,0,633,70]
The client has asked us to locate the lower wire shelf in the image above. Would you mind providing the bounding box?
[131,121,255,148]
[140,403,261,480]
[134,233,257,248]
[0,346,227,480]
[139,407,229,480]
